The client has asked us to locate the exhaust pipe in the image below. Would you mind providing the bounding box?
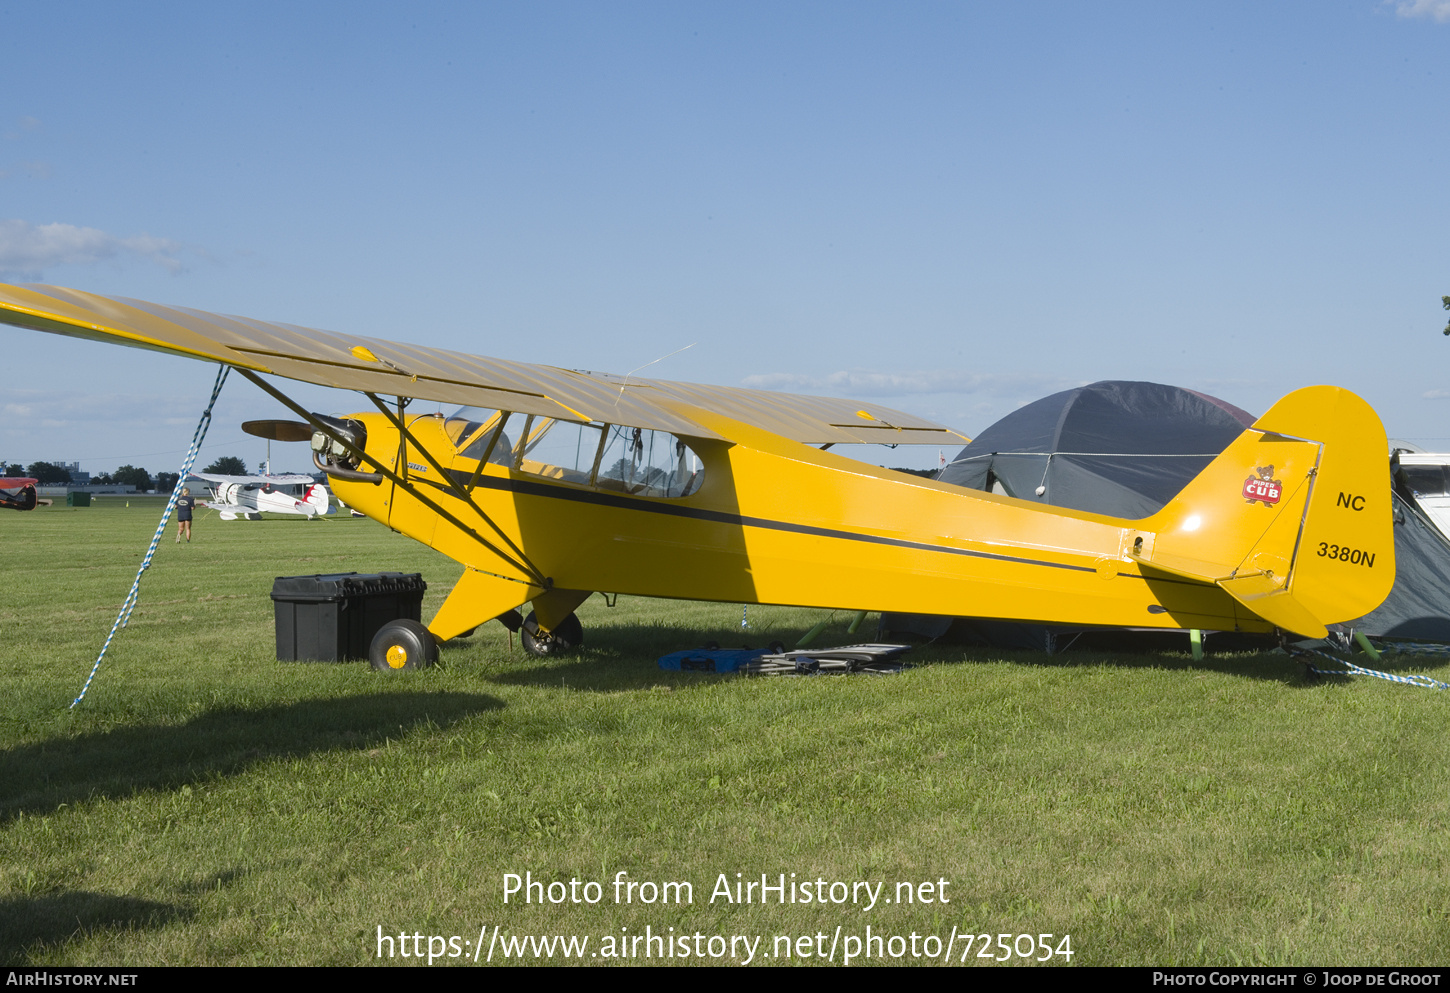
[309,414,383,484]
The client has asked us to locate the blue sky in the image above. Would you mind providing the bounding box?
[2,1,1448,474]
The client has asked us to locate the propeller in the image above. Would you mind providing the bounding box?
[242,419,314,442]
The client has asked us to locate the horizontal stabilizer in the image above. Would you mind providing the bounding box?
[1218,574,1328,640]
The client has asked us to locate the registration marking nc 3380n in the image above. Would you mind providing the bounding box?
[1316,543,1377,568]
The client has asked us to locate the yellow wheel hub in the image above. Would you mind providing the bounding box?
[386,644,409,669]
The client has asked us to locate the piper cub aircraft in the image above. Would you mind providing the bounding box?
[0,283,1396,670]
[190,467,333,520]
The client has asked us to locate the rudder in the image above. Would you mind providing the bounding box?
[1136,386,1393,637]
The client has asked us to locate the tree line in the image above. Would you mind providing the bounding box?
[0,456,252,489]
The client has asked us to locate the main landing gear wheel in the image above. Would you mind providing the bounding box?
[369,619,439,672]
[520,610,583,657]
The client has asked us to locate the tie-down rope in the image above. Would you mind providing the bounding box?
[70,364,230,708]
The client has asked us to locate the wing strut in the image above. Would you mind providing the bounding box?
[393,395,411,484]
[363,392,548,587]
[234,369,551,589]
[463,412,511,493]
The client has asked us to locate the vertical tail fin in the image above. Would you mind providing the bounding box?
[1132,386,1394,638]
[305,482,332,515]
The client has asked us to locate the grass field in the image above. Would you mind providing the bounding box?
[3,498,1450,966]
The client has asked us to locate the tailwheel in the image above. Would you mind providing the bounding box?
[520,610,583,657]
[369,619,439,672]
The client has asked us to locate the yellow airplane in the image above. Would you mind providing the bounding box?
[0,283,1396,670]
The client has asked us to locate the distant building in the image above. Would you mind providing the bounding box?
[41,461,89,485]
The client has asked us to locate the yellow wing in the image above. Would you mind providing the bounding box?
[0,283,969,447]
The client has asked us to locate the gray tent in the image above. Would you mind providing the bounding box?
[883,381,1450,650]
[937,380,1254,517]
[1347,471,1450,643]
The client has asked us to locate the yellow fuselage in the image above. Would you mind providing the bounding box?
[328,392,1394,643]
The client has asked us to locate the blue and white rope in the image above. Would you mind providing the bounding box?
[1286,643,1450,691]
[1376,641,1450,659]
[70,364,230,709]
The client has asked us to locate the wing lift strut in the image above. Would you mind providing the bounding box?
[235,368,551,591]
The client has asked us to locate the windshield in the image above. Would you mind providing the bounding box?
[447,407,513,465]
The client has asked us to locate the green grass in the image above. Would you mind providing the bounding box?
[3,498,1450,966]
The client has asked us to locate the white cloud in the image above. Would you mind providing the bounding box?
[1388,0,1450,21]
[741,369,1082,398]
[0,219,186,278]
[1423,389,1450,399]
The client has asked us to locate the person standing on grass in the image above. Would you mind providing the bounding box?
[176,486,196,543]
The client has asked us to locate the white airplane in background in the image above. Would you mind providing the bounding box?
[190,471,333,520]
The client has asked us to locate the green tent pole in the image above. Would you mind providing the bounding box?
[1353,631,1382,661]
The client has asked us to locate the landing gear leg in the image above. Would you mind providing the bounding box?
[520,610,583,657]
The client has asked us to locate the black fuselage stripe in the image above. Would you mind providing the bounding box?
[439,468,1101,575]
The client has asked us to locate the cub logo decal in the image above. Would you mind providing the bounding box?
[1243,465,1282,507]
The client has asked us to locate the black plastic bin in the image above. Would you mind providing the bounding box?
[271,572,427,661]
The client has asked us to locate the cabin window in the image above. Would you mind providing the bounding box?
[449,407,702,497]
[451,414,699,498]
[590,424,703,498]
[508,416,592,483]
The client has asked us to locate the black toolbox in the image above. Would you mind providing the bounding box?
[270,572,427,661]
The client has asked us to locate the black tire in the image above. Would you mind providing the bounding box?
[369,619,438,671]
[520,610,583,657]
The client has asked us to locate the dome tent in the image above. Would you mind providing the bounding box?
[884,380,1263,651]
[936,380,1255,519]
[1349,466,1450,644]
